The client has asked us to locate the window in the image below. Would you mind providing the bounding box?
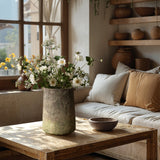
[0,0,68,90]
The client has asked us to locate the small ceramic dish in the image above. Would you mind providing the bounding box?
[88,117,118,131]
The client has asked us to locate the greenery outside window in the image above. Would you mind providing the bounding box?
[0,0,68,90]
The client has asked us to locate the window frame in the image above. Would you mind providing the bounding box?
[0,0,68,90]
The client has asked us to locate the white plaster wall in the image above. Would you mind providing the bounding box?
[119,2,160,66]
[68,0,90,74]
[69,0,117,84]
[89,2,117,83]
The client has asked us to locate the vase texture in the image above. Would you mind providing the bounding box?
[42,88,75,135]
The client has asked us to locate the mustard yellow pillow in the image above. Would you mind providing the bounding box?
[124,72,160,112]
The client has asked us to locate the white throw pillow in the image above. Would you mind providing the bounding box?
[115,62,160,100]
[86,72,129,105]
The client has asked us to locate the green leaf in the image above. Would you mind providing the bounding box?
[54,56,61,61]
[86,56,94,65]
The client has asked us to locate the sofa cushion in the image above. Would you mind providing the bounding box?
[75,102,150,124]
[132,113,160,144]
[115,62,160,100]
[124,72,160,112]
[86,72,129,105]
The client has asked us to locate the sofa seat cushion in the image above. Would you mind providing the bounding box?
[132,113,160,144]
[75,102,150,124]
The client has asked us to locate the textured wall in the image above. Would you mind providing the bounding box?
[0,90,43,126]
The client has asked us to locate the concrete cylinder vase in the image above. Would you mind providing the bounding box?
[42,88,75,135]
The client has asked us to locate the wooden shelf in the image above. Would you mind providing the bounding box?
[109,40,160,46]
[110,16,160,25]
[111,0,154,5]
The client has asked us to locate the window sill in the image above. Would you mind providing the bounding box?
[0,89,42,95]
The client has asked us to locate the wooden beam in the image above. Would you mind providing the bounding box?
[111,0,155,5]
[39,0,43,59]
[19,0,24,57]
[110,16,160,24]
[61,0,68,61]
[108,40,160,46]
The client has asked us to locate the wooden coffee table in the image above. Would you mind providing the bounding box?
[0,117,157,160]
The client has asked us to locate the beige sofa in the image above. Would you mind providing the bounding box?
[74,87,160,160]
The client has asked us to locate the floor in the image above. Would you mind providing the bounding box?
[0,150,117,160]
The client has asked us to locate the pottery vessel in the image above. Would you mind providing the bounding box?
[112,47,134,69]
[135,7,154,17]
[42,88,75,135]
[131,29,145,40]
[150,26,160,39]
[89,118,118,131]
[16,73,30,91]
[114,32,130,40]
[114,5,132,18]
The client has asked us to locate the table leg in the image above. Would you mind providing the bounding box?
[147,130,157,160]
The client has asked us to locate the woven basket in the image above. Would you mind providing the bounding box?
[135,58,152,71]
[112,47,134,69]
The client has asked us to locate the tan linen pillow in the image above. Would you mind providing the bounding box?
[116,62,160,100]
[86,72,129,105]
[124,72,160,112]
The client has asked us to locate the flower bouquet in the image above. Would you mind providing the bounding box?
[16,39,94,90]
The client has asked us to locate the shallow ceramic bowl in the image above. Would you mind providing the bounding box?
[88,118,118,131]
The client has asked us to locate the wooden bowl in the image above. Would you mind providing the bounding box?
[135,7,154,17]
[114,32,130,40]
[114,6,132,18]
[88,118,118,131]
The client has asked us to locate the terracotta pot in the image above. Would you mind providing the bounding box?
[114,32,130,40]
[16,73,31,91]
[112,47,134,69]
[114,5,132,18]
[150,26,160,39]
[42,88,75,135]
[131,29,145,40]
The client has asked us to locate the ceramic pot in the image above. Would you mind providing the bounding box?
[112,47,134,69]
[114,32,130,40]
[16,73,30,91]
[150,26,160,39]
[42,88,75,135]
[131,29,145,40]
[114,5,132,18]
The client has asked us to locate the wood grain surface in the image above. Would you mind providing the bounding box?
[0,117,157,160]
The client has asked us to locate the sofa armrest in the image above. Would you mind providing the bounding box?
[74,86,91,104]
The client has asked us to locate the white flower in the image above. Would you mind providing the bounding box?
[17,63,21,71]
[65,72,73,79]
[49,78,57,87]
[39,66,47,72]
[75,54,84,61]
[29,74,36,84]
[57,58,66,66]
[72,77,82,87]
